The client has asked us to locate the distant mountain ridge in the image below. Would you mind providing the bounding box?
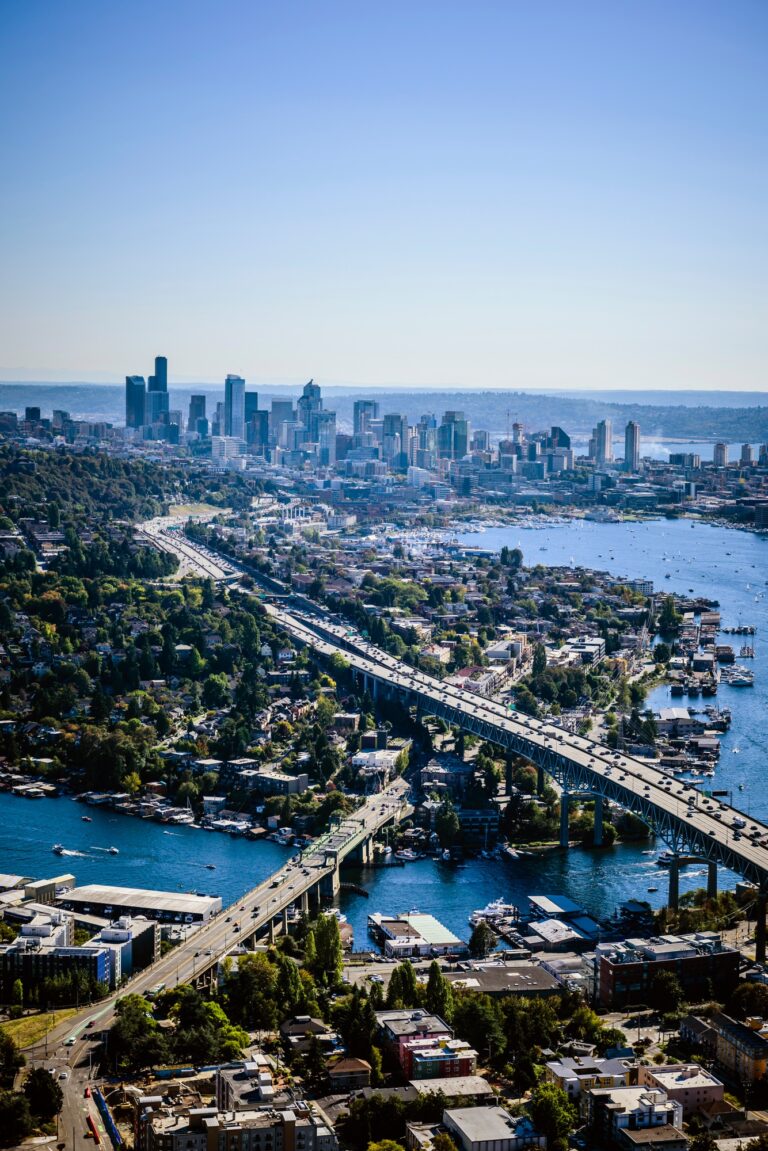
[1,382,767,441]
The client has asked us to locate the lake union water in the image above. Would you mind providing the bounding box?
[0,518,766,946]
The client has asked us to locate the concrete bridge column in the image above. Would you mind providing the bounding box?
[559,793,570,849]
[301,890,309,915]
[593,795,604,847]
[283,907,289,934]
[320,868,340,900]
[756,891,768,966]
[268,917,275,944]
[707,861,718,900]
[668,857,680,913]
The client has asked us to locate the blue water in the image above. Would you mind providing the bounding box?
[1,517,766,945]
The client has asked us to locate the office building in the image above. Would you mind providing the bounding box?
[188,395,206,428]
[353,399,379,437]
[594,934,739,1008]
[317,410,337,466]
[125,376,146,428]
[438,411,470,460]
[225,375,246,439]
[0,940,111,997]
[382,412,409,465]
[741,442,754,466]
[624,421,640,472]
[244,391,259,422]
[713,442,728,468]
[594,419,613,465]
[146,355,169,424]
[298,380,323,440]
[270,400,294,443]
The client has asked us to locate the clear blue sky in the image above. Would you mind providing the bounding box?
[1,1,766,390]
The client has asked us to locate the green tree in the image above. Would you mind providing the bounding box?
[0,1090,33,1146]
[532,643,547,678]
[314,915,343,987]
[367,1141,405,1151]
[469,921,497,958]
[527,1083,577,1148]
[11,979,23,1010]
[432,1135,458,1151]
[425,961,454,1022]
[435,799,461,848]
[650,970,685,1013]
[23,1067,63,1122]
[0,1033,24,1089]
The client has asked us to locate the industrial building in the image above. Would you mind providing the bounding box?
[57,884,222,924]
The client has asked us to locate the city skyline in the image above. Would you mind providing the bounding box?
[1,1,766,391]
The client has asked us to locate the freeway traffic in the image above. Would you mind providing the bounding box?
[267,603,768,895]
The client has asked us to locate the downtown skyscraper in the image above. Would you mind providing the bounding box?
[224,374,246,439]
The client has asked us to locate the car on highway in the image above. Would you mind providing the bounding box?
[64,1037,76,1047]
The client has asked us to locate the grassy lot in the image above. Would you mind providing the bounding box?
[1,1008,77,1048]
[168,502,221,518]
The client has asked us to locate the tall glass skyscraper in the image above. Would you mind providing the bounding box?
[224,375,246,439]
[125,376,146,428]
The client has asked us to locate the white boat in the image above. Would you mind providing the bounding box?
[469,898,518,926]
[394,848,419,861]
[52,843,65,855]
[108,846,119,855]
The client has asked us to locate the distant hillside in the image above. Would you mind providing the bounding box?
[1,382,767,442]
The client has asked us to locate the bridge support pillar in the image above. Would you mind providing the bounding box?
[537,766,545,796]
[559,793,569,848]
[283,907,290,934]
[593,795,604,847]
[268,917,275,944]
[301,891,309,915]
[707,861,718,900]
[757,892,768,965]
[320,868,340,900]
[668,857,680,913]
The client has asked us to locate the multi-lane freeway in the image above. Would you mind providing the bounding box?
[22,778,410,1143]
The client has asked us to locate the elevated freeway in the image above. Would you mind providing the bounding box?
[138,519,768,954]
[21,780,410,1084]
[264,601,768,960]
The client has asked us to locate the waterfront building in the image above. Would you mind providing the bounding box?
[741,442,754,466]
[57,883,222,923]
[713,441,728,467]
[225,374,246,439]
[624,421,640,472]
[125,376,146,428]
[368,913,466,959]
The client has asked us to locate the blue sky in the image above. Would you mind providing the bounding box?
[1,1,766,389]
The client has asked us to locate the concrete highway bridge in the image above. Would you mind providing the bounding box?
[263,601,768,961]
